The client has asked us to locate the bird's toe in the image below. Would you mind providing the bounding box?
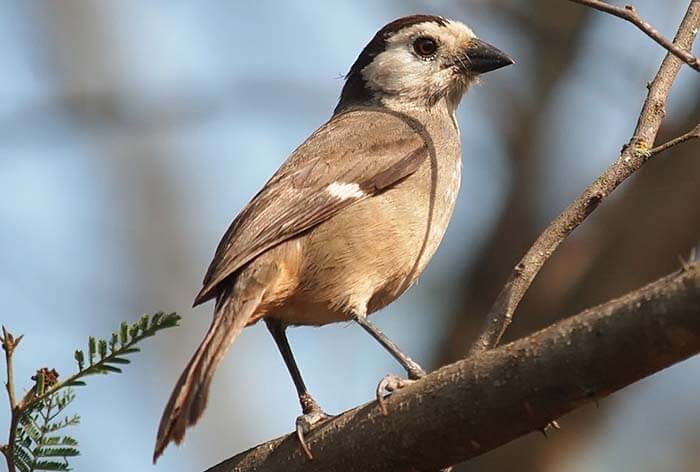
[295,406,332,460]
[375,373,419,416]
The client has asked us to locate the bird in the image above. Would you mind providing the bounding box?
[153,14,513,462]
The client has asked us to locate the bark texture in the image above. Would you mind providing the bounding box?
[207,263,700,472]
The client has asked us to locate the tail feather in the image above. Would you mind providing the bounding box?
[153,285,263,462]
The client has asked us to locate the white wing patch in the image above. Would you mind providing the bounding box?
[326,182,365,200]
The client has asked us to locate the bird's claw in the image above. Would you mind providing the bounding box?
[295,407,331,460]
[376,373,417,416]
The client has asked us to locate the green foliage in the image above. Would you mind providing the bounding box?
[2,312,181,472]
[14,390,80,471]
[67,312,180,384]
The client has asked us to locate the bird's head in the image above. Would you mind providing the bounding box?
[336,15,513,114]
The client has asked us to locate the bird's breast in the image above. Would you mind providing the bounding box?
[278,144,462,325]
[265,111,463,326]
[377,143,462,294]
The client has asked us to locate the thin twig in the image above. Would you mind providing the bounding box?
[206,263,700,472]
[1,327,17,410]
[569,0,700,72]
[469,0,700,354]
[649,123,700,156]
[0,327,21,472]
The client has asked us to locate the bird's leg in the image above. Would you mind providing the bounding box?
[353,313,426,379]
[265,318,329,459]
[352,313,426,415]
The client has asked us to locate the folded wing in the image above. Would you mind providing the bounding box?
[194,108,430,305]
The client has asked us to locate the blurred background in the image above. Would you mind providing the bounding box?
[1,0,699,471]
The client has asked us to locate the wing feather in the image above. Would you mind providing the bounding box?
[194,108,429,305]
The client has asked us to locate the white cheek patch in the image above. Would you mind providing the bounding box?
[362,48,429,94]
[360,19,477,108]
[326,182,365,200]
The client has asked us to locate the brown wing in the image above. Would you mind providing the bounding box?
[193,108,429,305]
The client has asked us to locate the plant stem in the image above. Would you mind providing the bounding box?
[5,408,18,472]
[2,327,18,472]
[3,327,17,410]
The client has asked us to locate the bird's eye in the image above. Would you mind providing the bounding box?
[413,37,438,57]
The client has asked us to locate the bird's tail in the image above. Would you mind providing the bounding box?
[153,282,264,463]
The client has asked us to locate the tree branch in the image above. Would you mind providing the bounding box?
[469,0,700,354]
[206,262,700,472]
[569,0,700,72]
[649,122,700,156]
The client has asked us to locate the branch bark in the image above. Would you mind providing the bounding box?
[649,122,700,155]
[469,0,700,354]
[569,0,700,72]
[206,262,700,472]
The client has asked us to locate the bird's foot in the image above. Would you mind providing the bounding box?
[376,370,424,416]
[296,394,331,460]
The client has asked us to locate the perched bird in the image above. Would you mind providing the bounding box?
[154,14,513,462]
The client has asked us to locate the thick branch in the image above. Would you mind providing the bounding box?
[207,263,700,472]
[470,0,700,354]
[569,0,700,71]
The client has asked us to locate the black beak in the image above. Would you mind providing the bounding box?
[461,38,514,74]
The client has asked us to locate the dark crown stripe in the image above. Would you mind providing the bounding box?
[335,15,448,113]
[348,15,447,79]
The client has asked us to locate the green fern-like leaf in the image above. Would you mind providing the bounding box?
[33,447,79,458]
[97,339,107,360]
[46,415,80,433]
[28,312,180,404]
[31,460,71,471]
[88,337,96,366]
[109,333,118,353]
[119,321,128,345]
[38,437,61,446]
[18,413,43,442]
[14,389,80,471]
[73,351,84,371]
[9,312,180,471]
[14,444,34,472]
